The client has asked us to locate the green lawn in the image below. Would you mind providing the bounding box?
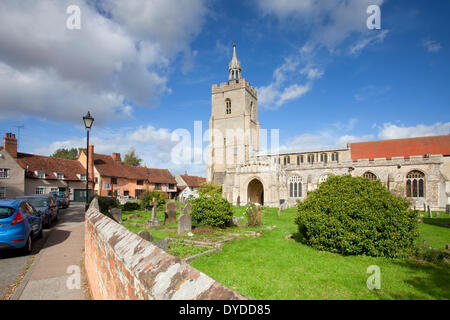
[190,207,450,300]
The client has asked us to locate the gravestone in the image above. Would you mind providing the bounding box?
[436,212,440,218]
[146,200,161,226]
[152,240,168,251]
[446,205,450,215]
[138,230,154,242]
[109,208,122,224]
[165,201,177,225]
[236,196,240,208]
[232,216,244,227]
[427,205,432,218]
[178,202,192,235]
[424,203,427,212]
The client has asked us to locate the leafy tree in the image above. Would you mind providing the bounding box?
[51,148,86,160]
[197,182,222,197]
[123,148,142,166]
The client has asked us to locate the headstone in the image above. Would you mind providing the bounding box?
[232,216,244,226]
[164,201,177,225]
[152,240,168,251]
[236,196,240,208]
[146,217,161,227]
[109,208,122,224]
[178,203,192,235]
[446,244,450,251]
[446,205,450,215]
[427,205,432,218]
[138,230,154,242]
[436,212,440,218]
[151,201,159,220]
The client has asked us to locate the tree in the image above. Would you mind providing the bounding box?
[51,148,86,160]
[197,182,222,197]
[123,149,142,166]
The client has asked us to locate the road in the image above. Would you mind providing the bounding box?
[0,204,85,299]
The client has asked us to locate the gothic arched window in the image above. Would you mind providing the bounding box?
[406,170,425,198]
[332,152,339,162]
[289,176,302,198]
[307,154,315,164]
[320,153,328,163]
[362,171,378,181]
[225,99,231,114]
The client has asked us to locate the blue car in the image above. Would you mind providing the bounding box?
[16,195,58,228]
[0,200,43,254]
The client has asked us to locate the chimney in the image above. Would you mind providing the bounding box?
[88,145,94,181]
[3,133,17,159]
[112,153,121,163]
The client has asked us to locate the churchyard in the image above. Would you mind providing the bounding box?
[116,199,450,300]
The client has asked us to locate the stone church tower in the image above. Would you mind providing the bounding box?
[207,42,260,185]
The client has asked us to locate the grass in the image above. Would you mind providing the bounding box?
[190,207,450,300]
[417,212,450,250]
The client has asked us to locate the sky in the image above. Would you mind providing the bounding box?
[0,0,449,176]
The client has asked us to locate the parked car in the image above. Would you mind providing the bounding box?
[49,191,59,207]
[16,195,58,228]
[0,199,43,254]
[56,191,70,209]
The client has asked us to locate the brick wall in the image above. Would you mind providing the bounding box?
[84,199,245,300]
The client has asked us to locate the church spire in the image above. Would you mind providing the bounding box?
[228,41,242,81]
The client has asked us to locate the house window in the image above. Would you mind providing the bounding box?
[225,99,231,114]
[363,172,378,181]
[56,172,64,180]
[0,187,6,199]
[94,177,98,183]
[307,154,315,164]
[50,187,58,192]
[35,187,45,195]
[320,153,328,163]
[332,152,339,162]
[80,174,87,181]
[137,180,144,186]
[0,168,10,179]
[155,183,161,190]
[289,176,302,198]
[169,184,175,190]
[107,190,112,197]
[36,171,45,179]
[406,170,425,198]
[135,189,145,199]
[297,155,304,165]
[124,190,129,196]
[104,182,111,189]
[111,177,117,184]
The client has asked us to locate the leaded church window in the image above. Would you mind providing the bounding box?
[406,170,425,198]
[289,176,302,198]
[362,171,378,181]
[225,99,231,114]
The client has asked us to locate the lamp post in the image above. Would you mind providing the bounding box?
[83,111,94,211]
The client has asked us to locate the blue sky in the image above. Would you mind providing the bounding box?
[0,0,449,176]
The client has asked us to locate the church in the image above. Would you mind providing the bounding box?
[206,43,450,211]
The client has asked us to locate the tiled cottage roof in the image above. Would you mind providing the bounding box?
[17,153,88,181]
[350,134,450,160]
[93,153,176,184]
[180,174,206,188]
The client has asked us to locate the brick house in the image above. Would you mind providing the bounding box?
[1,133,92,201]
[78,147,177,199]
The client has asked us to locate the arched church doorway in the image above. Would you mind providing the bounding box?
[247,178,264,205]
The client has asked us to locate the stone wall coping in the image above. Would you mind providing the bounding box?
[85,199,245,300]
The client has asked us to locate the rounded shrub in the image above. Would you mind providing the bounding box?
[88,195,119,216]
[123,201,140,211]
[190,196,233,228]
[294,175,419,258]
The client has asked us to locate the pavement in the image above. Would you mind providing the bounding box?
[3,203,89,300]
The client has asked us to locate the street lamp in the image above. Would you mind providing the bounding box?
[83,111,94,211]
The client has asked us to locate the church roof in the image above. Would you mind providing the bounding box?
[350,134,450,160]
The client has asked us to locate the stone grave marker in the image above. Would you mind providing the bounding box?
[427,205,432,218]
[165,201,177,225]
[236,196,240,208]
[138,230,154,242]
[178,202,192,235]
[109,208,122,224]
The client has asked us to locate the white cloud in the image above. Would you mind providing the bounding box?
[353,85,391,101]
[422,39,442,53]
[0,0,208,124]
[34,124,207,177]
[378,122,450,140]
[255,0,388,109]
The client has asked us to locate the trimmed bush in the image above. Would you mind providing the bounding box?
[123,201,140,211]
[190,196,233,228]
[139,190,167,210]
[295,175,419,258]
